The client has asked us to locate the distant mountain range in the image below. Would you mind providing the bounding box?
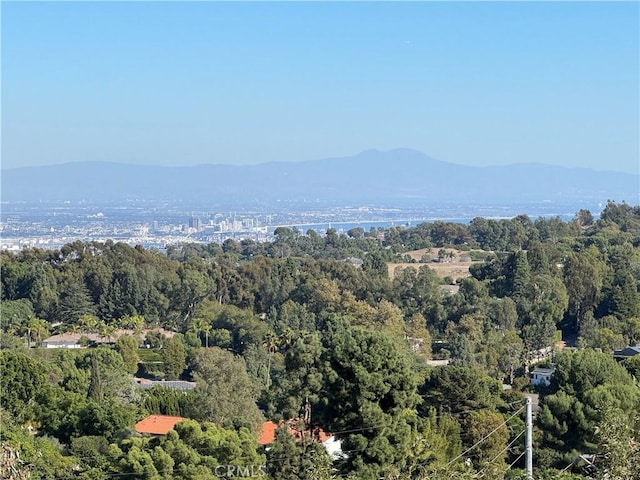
[2,149,638,206]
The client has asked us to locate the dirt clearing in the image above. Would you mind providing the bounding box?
[387,247,486,281]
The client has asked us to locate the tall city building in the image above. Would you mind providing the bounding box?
[188,216,201,232]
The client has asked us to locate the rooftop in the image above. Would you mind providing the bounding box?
[614,344,640,357]
[258,420,332,446]
[134,378,196,391]
[531,366,556,375]
[135,415,185,435]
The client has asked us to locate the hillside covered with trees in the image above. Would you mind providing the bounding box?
[1,201,639,479]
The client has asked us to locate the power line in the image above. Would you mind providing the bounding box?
[559,457,577,473]
[473,429,527,480]
[269,400,524,442]
[488,429,525,465]
[446,405,525,467]
[53,401,532,477]
[509,452,526,469]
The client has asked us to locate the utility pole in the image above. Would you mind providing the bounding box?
[303,396,312,446]
[525,396,533,479]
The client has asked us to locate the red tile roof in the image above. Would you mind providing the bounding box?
[259,421,279,445]
[258,420,332,445]
[135,415,185,435]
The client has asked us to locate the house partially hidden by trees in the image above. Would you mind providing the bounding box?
[41,332,112,348]
[135,415,185,435]
[134,378,196,391]
[258,420,332,446]
[258,420,342,460]
[614,344,640,359]
[530,365,555,387]
[40,328,176,349]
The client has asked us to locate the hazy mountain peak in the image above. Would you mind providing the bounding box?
[2,149,638,205]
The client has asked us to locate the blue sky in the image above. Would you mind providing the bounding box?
[2,1,638,173]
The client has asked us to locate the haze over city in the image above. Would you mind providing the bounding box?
[2,1,639,174]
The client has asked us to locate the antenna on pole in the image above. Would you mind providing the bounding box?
[525,396,533,479]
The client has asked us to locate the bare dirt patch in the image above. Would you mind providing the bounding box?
[388,248,484,281]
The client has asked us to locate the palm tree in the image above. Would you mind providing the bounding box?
[99,322,117,343]
[263,333,279,388]
[189,316,212,348]
[117,314,145,336]
[25,317,49,348]
[278,328,295,352]
[78,314,100,333]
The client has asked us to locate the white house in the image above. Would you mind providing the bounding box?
[530,365,556,387]
[41,333,83,349]
[323,435,345,460]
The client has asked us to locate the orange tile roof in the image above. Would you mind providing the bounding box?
[259,421,279,445]
[135,415,185,435]
[315,428,332,443]
[258,420,332,445]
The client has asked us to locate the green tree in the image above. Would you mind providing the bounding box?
[622,355,640,381]
[57,280,97,323]
[145,330,166,349]
[34,386,88,443]
[407,409,463,470]
[507,251,531,301]
[263,332,279,388]
[78,348,137,401]
[76,400,136,440]
[404,312,432,358]
[563,248,608,329]
[101,418,266,478]
[190,347,264,430]
[117,314,145,333]
[575,209,594,228]
[0,351,46,422]
[420,366,501,416]
[317,317,418,479]
[537,349,640,457]
[496,330,524,385]
[0,299,35,334]
[593,407,640,480]
[526,240,551,274]
[24,316,49,348]
[143,386,199,417]
[188,314,212,348]
[521,273,568,350]
[88,352,104,402]
[0,416,78,479]
[486,297,518,331]
[170,266,212,328]
[162,335,186,380]
[173,419,264,468]
[71,435,111,472]
[269,332,325,421]
[116,334,140,374]
[464,410,509,476]
[265,426,333,480]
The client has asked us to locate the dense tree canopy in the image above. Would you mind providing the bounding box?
[537,349,640,468]
[1,203,639,479]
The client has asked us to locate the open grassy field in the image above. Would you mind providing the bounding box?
[387,247,484,281]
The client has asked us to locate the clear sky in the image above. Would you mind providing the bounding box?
[2,1,638,173]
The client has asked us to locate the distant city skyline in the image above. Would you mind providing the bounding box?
[2,1,639,174]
